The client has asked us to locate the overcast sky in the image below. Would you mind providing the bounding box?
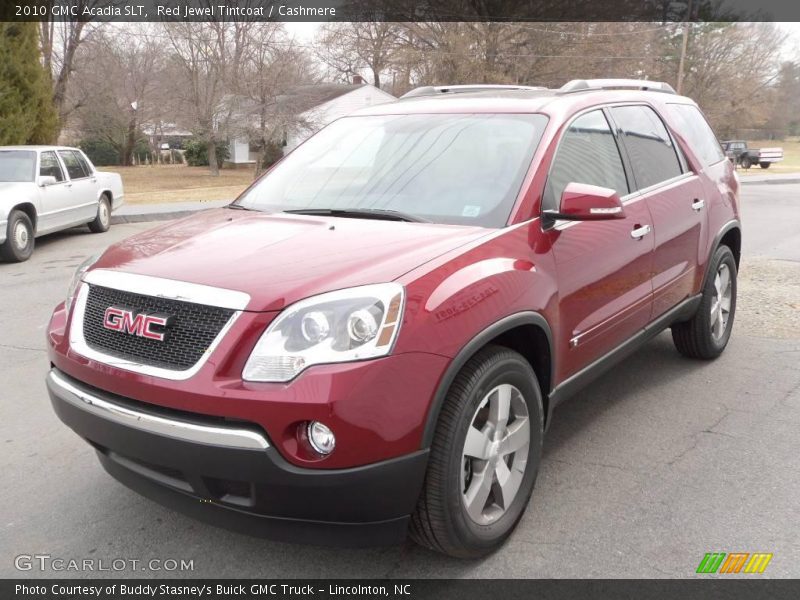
[284,21,800,61]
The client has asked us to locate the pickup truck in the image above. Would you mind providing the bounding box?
[721,140,784,169]
[0,146,124,262]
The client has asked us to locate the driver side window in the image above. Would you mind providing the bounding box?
[543,110,629,212]
[39,151,65,182]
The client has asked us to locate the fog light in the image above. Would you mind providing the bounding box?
[307,421,336,455]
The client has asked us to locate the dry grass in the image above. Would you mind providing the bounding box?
[102,165,256,204]
[736,139,800,176]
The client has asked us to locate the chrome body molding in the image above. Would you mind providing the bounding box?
[83,269,251,310]
[47,369,269,450]
[69,269,250,380]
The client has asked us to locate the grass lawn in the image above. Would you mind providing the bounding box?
[104,165,257,204]
[736,139,800,176]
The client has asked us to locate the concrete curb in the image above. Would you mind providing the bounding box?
[740,175,800,186]
[111,210,210,225]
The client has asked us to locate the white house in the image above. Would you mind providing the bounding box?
[228,82,396,166]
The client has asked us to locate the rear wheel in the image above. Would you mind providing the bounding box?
[759,162,771,169]
[0,209,35,262]
[672,245,737,359]
[88,195,111,233]
[410,346,543,558]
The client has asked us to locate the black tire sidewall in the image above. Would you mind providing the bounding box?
[446,354,544,552]
[90,196,111,233]
[702,246,737,353]
[4,210,34,261]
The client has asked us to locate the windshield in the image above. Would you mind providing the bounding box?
[0,151,36,182]
[236,113,548,228]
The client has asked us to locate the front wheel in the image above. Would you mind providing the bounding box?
[0,209,35,262]
[672,245,737,359]
[740,156,752,169]
[759,162,771,169]
[410,346,544,558]
[88,195,111,233]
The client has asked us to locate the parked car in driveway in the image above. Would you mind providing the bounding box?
[721,139,784,169]
[0,146,124,262]
[46,79,740,558]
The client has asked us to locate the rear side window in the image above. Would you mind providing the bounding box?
[39,151,65,182]
[58,150,88,180]
[667,104,726,167]
[543,109,629,211]
[74,151,93,175]
[610,105,682,190]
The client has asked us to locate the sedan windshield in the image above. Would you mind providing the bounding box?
[0,151,36,182]
[236,113,548,228]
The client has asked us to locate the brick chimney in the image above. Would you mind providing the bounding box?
[353,75,365,85]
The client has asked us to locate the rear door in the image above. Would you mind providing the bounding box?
[544,108,655,379]
[57,150,98,225]
[609,104,706,319]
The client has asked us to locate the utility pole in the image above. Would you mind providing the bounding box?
[676,0,694,95]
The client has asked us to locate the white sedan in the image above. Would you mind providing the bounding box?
[0,146,124,262]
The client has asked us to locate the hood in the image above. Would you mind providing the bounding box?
[92,208,491,311]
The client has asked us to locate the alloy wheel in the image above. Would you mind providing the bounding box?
[461,383,530,525]
[710,263,732,341]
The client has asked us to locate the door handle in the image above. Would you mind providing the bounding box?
[630,224,651,240]
[692,199,705,211]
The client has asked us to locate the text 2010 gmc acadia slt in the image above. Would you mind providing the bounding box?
[47,80,741,558]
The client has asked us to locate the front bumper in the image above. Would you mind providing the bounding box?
[47,368,428,546]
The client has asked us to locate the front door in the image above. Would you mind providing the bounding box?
[37,150,77,233]
[543,109,655,382]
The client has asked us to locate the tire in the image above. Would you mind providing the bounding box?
[740,156,752,169]
[88,195,111,233]
[0,209,35,263]
[759,162,770,169]
[672,245,737,360]
[410,345,544,558]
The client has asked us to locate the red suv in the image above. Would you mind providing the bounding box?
[47,79,740,558]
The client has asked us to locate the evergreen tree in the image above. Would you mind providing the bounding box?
[0,22,59,145]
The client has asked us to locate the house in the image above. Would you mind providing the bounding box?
[227,81,396,167]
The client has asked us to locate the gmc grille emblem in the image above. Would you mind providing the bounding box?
[103,307,172,341]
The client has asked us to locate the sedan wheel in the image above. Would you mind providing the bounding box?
[0,209,35,262]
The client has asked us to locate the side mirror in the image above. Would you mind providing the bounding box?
[38,176,58,187]
[544,182,625,221]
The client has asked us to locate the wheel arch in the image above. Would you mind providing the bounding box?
[701,220,741,292]
[421,311,554,448]
[11,202,38,232]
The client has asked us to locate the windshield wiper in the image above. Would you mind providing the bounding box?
[282,208,428,223]
[225,203,255,211]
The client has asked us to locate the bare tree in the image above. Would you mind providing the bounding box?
[238,24,318,174]
[39,1,116,133]
[315,23,401,89]
[165,19,253,175]
[71,25,166,165]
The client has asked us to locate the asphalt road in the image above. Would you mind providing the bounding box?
[1,185,798,579]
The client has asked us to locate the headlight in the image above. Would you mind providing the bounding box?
[65,253,101,313]
[243,283,405,382]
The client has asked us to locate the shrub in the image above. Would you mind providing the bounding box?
[79,138,120,166]
[183,140,229,166]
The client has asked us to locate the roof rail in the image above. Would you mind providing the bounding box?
[558,79,677,95]
[400,84,546,99]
